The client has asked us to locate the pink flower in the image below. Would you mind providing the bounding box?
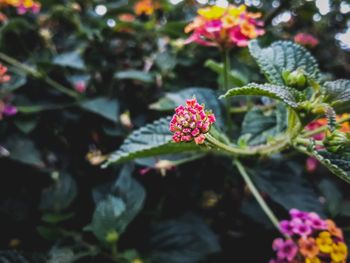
[290,208,308,220]
[3,104,17,116]
[74,81,86,93]
[184,5,264,49]
[272,238,298,261]
[169,98,216,145]
[0,64,11,84]
[294,33,319,48]
[16,1,41,14]
[305,212,327,230]
[306,157,318,173]
[290,218,312,238]
[280,220,294,236]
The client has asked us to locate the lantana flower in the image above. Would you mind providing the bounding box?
[270,209,348,263]
[169,98,216,145]
[0,0,41,14]
[184,4,264,49]
[294,33,319,48]
[134,0,160,16]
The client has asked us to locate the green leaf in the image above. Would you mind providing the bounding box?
[87,165,146,243]
[14,116,39,133]
[158,21,187,38]
[53,51,85,70]
[148,214,220,263]
[156,52,177,73]
[322,79,350,106]
[115,70,154,83]
[204,59,248,86]
[80,97,119,122]
[240,104,287,146]
[248,40,320,85]
[48,247,75,263]
[39,174,77,212]
[251,160,325,215]
[220,83,303,108]
[42,212,75,224]
[1,134,44,167]
[37,226,63,241]
[0,251,30,263]
[149,87,224,127]
[103,117,202,167]
[87,195,126,242]
[309,146,350,184]
[318,179,342,216]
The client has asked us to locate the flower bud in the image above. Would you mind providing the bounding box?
[324,130,350,153]
[106,230,119,243]
[283,69,307,90]
[169,98,216,144]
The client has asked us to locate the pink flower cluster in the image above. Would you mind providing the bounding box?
[16,0,41,14]
[169,98,216,145]
[270,209,347,263]
[294,33,319,48]
[279,209,327,238]
[184,5,265,48]
[0,0,41,14]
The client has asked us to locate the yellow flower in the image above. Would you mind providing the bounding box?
[197,6,225,19]
[221,14,237,28]
[330,242,348,262]
[316,231,333,253]
[23,0,35,8]
[227,4,246,17]
[305,257,321,263]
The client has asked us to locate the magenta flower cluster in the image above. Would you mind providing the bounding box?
[169,98,216,144]
[279,209,327,238]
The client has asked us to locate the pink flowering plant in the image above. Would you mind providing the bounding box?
[2,1,350,263]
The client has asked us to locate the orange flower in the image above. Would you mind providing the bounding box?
[118,13,136,22]
[326,220,344,240]
[337,113,350,133]
[134,0,160,16]
[299,237,319,258]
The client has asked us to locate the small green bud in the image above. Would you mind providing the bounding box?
[106,230,119,243]
[283,69,307,90]
[324,130,350,153]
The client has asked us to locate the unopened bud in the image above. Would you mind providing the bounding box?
[324,130,350,153]
[282,69,307,90]
[106,230,119,243]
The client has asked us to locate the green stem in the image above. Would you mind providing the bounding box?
[234,159,281,232]
[111,243,118,261]
[222,49,230,92]
[0,52,80,99]
[205,132,290,156]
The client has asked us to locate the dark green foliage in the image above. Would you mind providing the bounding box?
[148,214,220,263]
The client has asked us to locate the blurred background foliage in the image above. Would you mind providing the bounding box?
[1,0,350,262]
